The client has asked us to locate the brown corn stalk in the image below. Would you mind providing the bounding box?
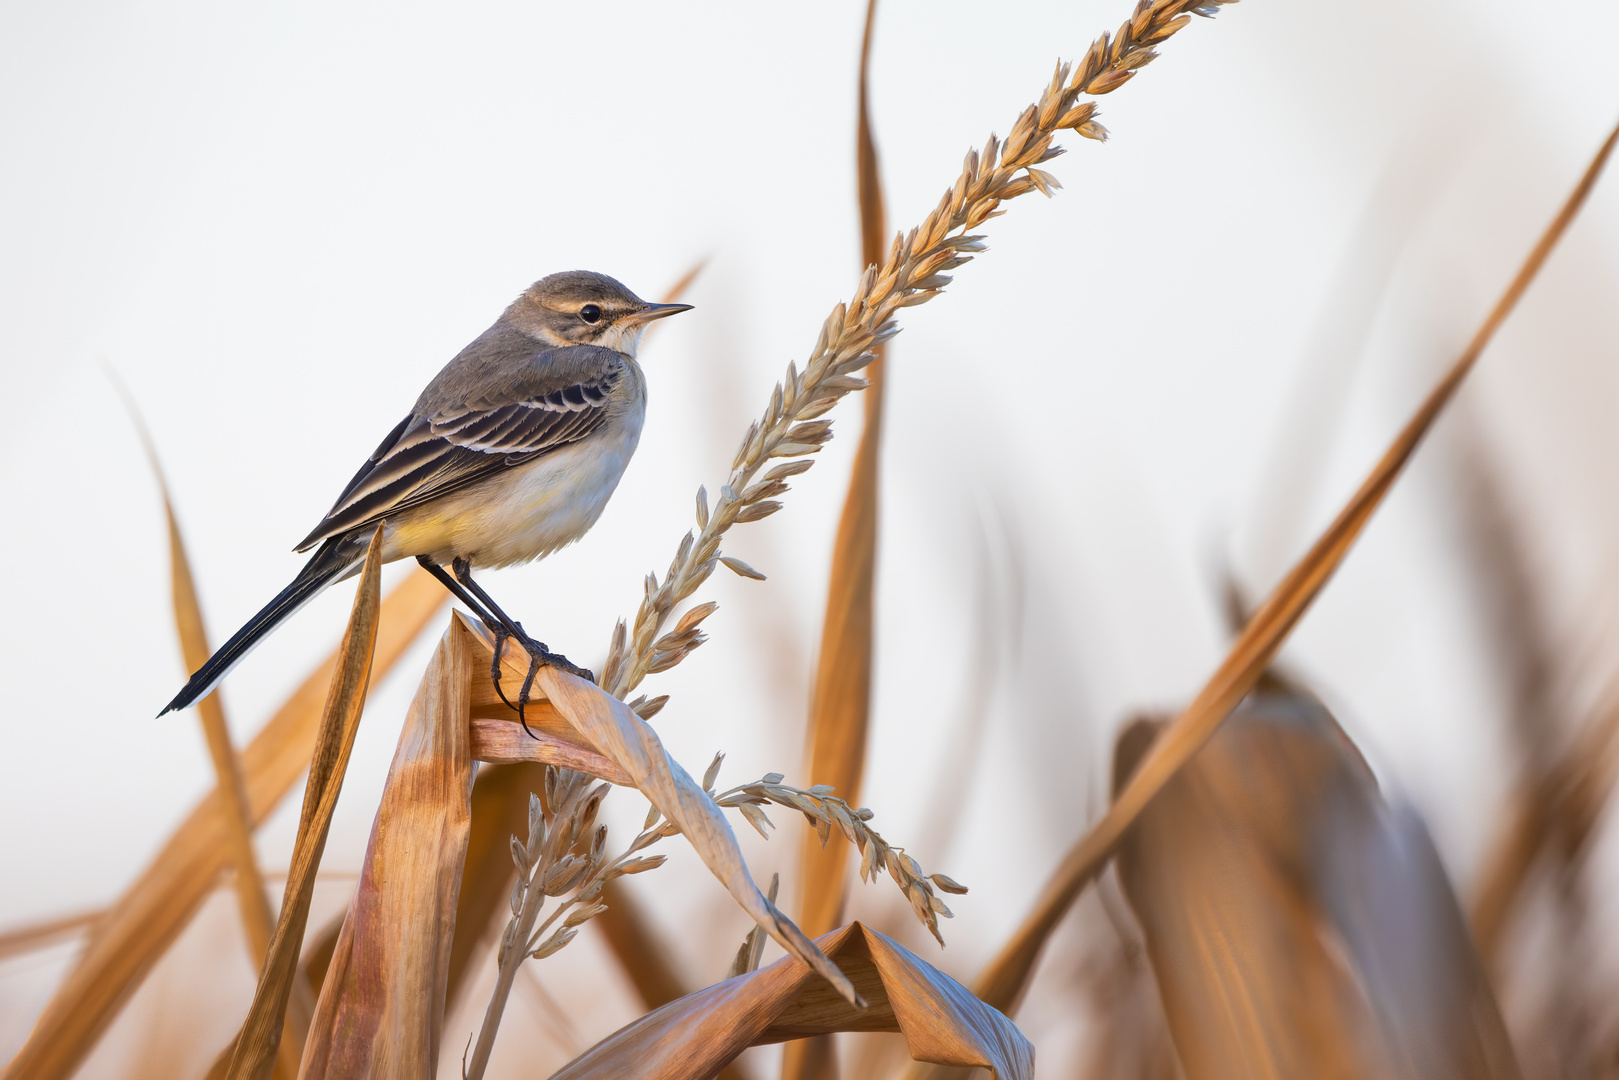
[965,115,1619,1018]
[226,524,385,1080]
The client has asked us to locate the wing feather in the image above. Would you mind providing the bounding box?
[293,357,623,552]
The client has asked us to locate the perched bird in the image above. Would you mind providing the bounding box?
[160,271,691,721]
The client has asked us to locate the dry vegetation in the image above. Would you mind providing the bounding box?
[5,1,1619,1078]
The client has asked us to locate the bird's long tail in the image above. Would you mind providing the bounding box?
[159,534,368,716]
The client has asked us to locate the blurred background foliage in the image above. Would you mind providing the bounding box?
[3,0,1619,1076]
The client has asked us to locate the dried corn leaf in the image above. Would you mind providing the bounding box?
[226,525,386,1080]
[1113,693,1519,1080]
[470,719,631,784]
[459,629,861,1007]
[550,923,1030,1080]
[300,615,475,1079]
[967,115,1619,1019]
[6,568,446,1080]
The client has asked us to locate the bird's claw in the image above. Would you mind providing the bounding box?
[483,621,593,738]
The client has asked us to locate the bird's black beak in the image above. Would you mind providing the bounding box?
[627,302,694,326]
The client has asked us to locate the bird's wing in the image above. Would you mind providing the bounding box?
[293,350,624,552]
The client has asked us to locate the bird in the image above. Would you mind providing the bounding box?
[160,270,692,723]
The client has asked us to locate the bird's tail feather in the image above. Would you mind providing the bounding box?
[159,535,367,716]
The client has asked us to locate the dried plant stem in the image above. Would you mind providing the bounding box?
[466,770,672,1080]
[600,0,1237,707]
[969,115,1619,1017]
[227,526,385,1080]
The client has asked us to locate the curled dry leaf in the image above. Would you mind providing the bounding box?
[300,615,476,1080]
[5,568,447,1080]
[456,624,862,1007]
[550,923,1032,1080]
[1113,693,1519,1080]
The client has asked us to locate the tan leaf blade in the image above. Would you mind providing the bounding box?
[969,114,1619,1018]
[470,719,633,784]
[550,923,1031,1080]
[797,0,888,943]
[109,377,281,970]
[107,378,307,1075]
[6,569,447,1080]
[522,657,863,1008]
[1114,694,1519,1080]
[301,615,476,1079]
[226,524,386,1080]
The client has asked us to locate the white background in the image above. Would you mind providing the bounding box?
[3,0,1619,1075]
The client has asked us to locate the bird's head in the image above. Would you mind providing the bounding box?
[508,271,692,356]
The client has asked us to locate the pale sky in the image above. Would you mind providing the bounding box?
[3,0,1619,1075]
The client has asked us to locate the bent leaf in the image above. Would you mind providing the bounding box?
[550,923,1031,1080]
[455,619,861,1007]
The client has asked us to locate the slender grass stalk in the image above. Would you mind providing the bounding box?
[966,115,1619,1019]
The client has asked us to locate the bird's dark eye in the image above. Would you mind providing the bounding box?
[579,304,603,324]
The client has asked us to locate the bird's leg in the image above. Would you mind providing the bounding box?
[416,555,523,719]
[450,559,597,730]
